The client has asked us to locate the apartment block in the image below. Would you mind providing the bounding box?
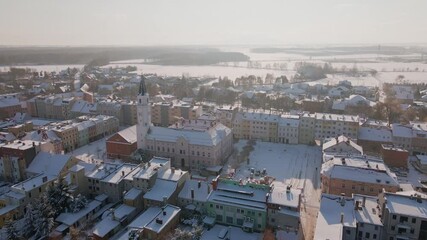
[278,115,300,144]
[378,192,427,240]
[321,156,400,197]
[232,111,280,142]
[151,100,202,127]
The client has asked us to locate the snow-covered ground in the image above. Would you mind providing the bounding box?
[227,141,322,192]
[200,224,262,240]
[306,74,381,87]
[72,135,122,165]
[225,140,323,240]
[397,158,427,189]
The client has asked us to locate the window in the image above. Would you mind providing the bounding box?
[399,216,408,223]
[365,232,370,239]
[216,215,223,222]
[373,234,377,239]
[237,218,243,225]
[392,215,396,220]
[411,218,416,224]
[226,216,233,224]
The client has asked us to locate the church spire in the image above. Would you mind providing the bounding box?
[139,75,147,96]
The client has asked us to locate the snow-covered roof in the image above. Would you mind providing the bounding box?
[234,111,280,123]
[93,218,119,238]
[22,129,60,142]
[0,95,20,108]
[114,204,137,220]
[382,192,427,218]
[358,127,392,142]
[278,115,300,128]
[321,156,398,187]
[143,179,177,202]
[332,95,376,111]
[157,168,187,182]
[144,204,181,234]
[124,188,143,201]
[417,155,427,165]
[0,203,19,215]
[322,135,363,154]
[353,194,382,226]
[268,181,301,209]
[2,140,37,150]
[208,180,269,211]
[314,113,359,122]
[11,173,55,192]
[314,194,356,240]
[56,200,102,226]
[115,125,137,143]
[178,179,211,202]
[392,124,413,138]
[69,161,97,174]
[132,157,170,180]
[128,206,162,229]
[26,152,72,176]
[101,164,138,184]
[86,163,121,180]
[147,123,231,147]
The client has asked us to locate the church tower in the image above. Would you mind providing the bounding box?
[137,76,151,149]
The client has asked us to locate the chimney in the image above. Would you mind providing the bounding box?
[340,196,346,206]
[171,167,175,174]
[198,181,201,189]
[265,193,270,203]
[212,177,218,191]
[163,211,167,216]
[155,218,163,224]
[191,189,194,200]
[362,196,366,207]
[340,212,344,224]
[354,201,360,210]
[42,176,48,182]
[122,171,125,176]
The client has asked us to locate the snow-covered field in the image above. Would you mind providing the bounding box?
[201,224,262,240]
[72,135,121,165]
[226,140,322,196]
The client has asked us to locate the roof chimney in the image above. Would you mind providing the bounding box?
[212,177,218,191]
[191,189,194,200]
[355,201,360,211]
[362,196,366,207]
[171,167,175,174]
[340,212,344,224]
[198,181,201,189]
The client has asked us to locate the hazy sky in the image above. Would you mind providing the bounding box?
[1,0,426,46]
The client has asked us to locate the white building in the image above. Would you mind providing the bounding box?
[136,77,233,170]
[137,76,151,149]
[322,135,363,156]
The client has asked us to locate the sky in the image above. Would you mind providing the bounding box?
[0,0,426,46]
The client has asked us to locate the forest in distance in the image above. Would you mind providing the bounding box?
[0,46,249,66]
